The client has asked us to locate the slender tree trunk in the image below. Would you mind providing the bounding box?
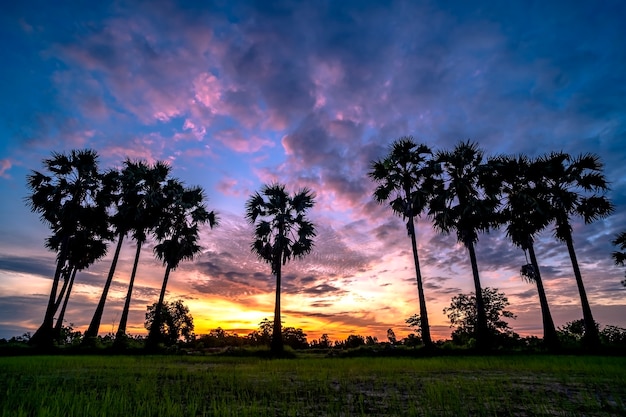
[146,264,172,350]
[53,269,71,314]
[116,241,142,338]
[30,237,69,347]
[408,217,433,347]
[271,258,284,354]
[527,244,560,350]
[563,231,600,349]
[467,241,488,351]
[53,267,78,339]
[84,233,125,340]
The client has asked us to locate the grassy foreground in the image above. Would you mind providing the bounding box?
[1,354,625,416]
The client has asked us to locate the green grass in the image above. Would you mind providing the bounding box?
[1,355,625,416]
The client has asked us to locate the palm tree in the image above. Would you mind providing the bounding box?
[85,160,171,341]
[612,231,626,287]
[491,154,559,349]
[539,152,614,348]
[429,141,500,350]
[146,181,218,349]
[245,183,316,354]
[25,149,110,347]
[116,161,171,341]
[368,137,438,348]
[53,229,108,339]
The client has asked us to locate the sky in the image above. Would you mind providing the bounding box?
[0,0,625,342]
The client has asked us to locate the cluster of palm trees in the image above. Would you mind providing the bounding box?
[26,140,616,353]
[26,150,217,348]
[370,137,615,350]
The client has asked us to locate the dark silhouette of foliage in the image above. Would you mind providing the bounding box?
[612,231,626,287]
[246,183,316,354]
[430,141,499,350]
[444,287,517,347]
[147,181,218,349]
[538,152,614,349]
[490,154,559,350]
[145,300,194,346]
[116,161,172,341]
[369,137,439,347]
[26,149,112,347]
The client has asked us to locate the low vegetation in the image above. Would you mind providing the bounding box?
[1,355,625,417]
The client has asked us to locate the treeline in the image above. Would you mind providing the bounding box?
[19,138,626,354]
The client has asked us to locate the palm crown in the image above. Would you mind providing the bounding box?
[246,183,316,273]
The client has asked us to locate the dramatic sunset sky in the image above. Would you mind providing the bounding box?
[1,0,625,342]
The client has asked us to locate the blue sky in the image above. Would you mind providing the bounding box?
[0,0,625,341]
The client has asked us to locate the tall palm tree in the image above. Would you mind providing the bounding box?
[612,231,626,287]
[25,149,110,347]
[116,161,171,341]
[368,137,438,348]
[491,154,559,349]
[85,160,171,341]
[539,152,614,348]
[245,183,316,354]
[146,181,218,349]
[429,141,500,350]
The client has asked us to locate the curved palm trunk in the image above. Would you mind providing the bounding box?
[53,267,78,339]
[527,244,559,350]
[30,238,69,346]
[408,217,433,347]
[563,231,600,349]
[146,264,172,350]
[467,241,488,351]
[116,241,143,338]
[271,259,284,354]
[84,233,125,340]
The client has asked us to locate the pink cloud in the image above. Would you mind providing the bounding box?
[215,129,275,153]
[0,159,13,179]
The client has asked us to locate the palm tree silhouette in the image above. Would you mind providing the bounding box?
[146,180,218,349]
[492,154,559,350]
[116,161,171,342]
[53,228,108,339]
[26,149,110,347]
[539,152,614,349]
[245,183,316,354]
[429,141,499,350]
[369,137,439,348]
[85,160,171,341]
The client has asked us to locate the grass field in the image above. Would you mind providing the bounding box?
[1,354,625,416]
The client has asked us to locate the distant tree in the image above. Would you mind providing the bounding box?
[365,335,378,346]
[612,231,626,287]
[313,334,332,349]
[405,314,422,338]
[444,287,517,346]
[144,300,194,345]
[430,141,500,350]
[344,334,366,349]
[282,327,308,349]
[539,152,614,349]
[147,181,218,349]
[246,183,316,354]
[25,149,111,347]
[387,328,397,345]
[369,137,439,347]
